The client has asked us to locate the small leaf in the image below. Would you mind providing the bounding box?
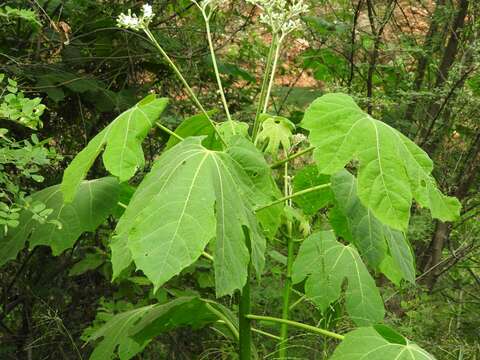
[292,231,385,326]
[256,114,295,155]
[330,326,435,359]
[61,95,168,202]
[69,253,105,276]
[302,93,460,230]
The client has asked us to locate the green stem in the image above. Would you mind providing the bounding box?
[239,267,252,359]
[255,183,331,212]
[202,251,213,261]
[155,122,183,141]
[246,314,344,340]
[252,33,278,140]
[204,16,232,124]
[252,327,281,340]
[279,161,294,359]
[143,28,226,145]
[270,146,315,169]
[206,303,239,340]
[262,34,284,114]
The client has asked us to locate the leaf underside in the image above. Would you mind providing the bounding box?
[61,95,168,202]
[302,93,460,230]
[292,231,385,326]
[0,177,120,267]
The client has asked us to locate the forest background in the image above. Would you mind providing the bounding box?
[0,0,479,359]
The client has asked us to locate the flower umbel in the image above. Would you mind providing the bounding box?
[246,0,308,35]
[117,4,155,31]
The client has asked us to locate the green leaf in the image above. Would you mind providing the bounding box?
[86,297,218,360]
[292,231,385,326]
[330,326,436,359]
[69,253,105,276]
[292,164,333,215]
[61,95,168,202]
[115,136,274,297]
[330,170,415,283]
[302,93,461,230]
[0,178,120,267]
[164,111,220,151]
[256,114,295,155]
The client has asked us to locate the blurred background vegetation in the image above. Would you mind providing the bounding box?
[0,0,479,358]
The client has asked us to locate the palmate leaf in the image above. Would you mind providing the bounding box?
[61,95,168,202]
[0,178,120,267]
[331,326,436,360]
[86,297,217,360]
[330,170,415,283]
[301,93,460,230]
[256,114,295,155]
[292,231,384,326]
[114,136,279,297]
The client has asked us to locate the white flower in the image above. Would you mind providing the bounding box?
[142,4,154,20]
[117,4,155,31]
[246,0,308,35]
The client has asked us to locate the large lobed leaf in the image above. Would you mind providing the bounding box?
[330,170,415,283]
[331,326,436,359]
[301,93,460,230]
[86,297,217,360]
[0,177,120,267]
[61,95,168,202]
[113,136,280,297]
[292,231,385,326]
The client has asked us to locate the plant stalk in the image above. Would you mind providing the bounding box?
[246,314,344,340]
[204,17,233,124]
[255,183,331,212]
[270,146,315,169]
[262,34,285,114]
[252,33,278,140]
[143,28,226,145]
[239,266,252,359]
[279,161,294,358]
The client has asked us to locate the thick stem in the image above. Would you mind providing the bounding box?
[238,267,252,359]
[246,314,344,340]
[252,34,278,140]
[143,28,226,145]
[255,183,331,212]
[206,303,239,340]
[204,16,233,124]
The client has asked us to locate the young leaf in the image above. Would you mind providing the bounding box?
[292,231,385,326]
[330,326,436,359]
[256,114,295,155]
[302,93,461,230]
[330,170,415,283]
[115,136,276,297]
[0,178,120,267]
[61,95,168,202]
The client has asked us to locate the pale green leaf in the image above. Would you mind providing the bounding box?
[61,95,168,202]
[0,178,120,267]
[330,170,415,282]
[302,93,461,230]
[115,136,274,297]
[330,326,436,359]
[256,114,295,155]
[292,231,385,326]
[217,120,250,144]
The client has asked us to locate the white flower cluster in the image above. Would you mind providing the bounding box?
[117,4,155,31]
[246,0,308,35]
